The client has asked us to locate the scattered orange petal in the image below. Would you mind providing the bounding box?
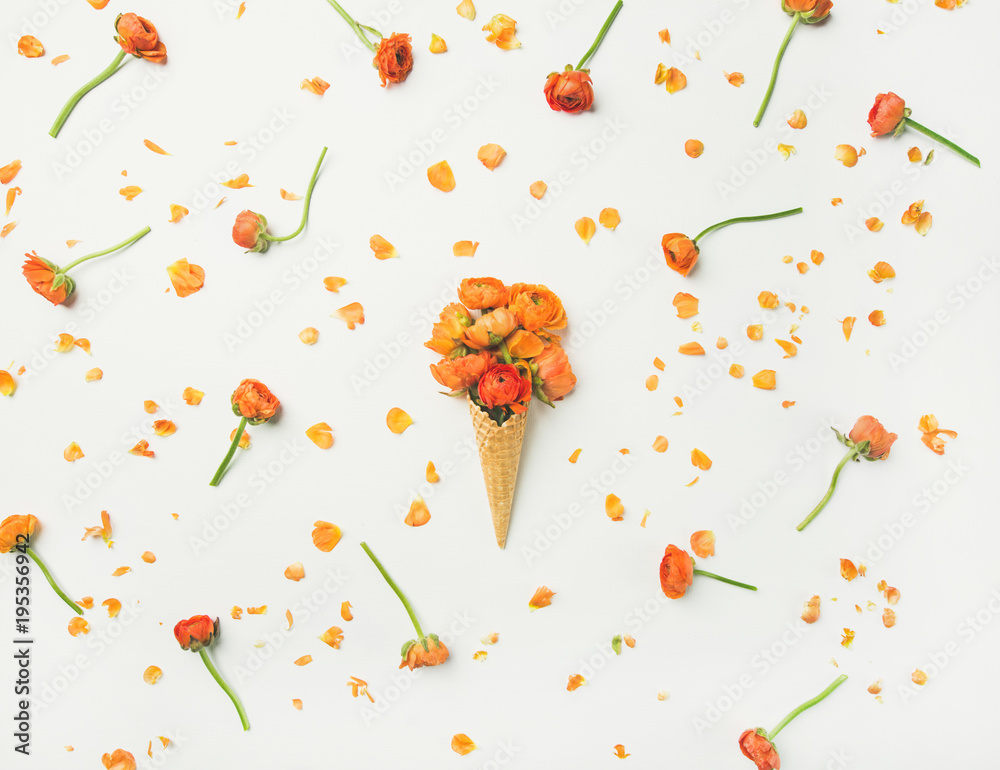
[292,698,302,710]
[477,143,506,170]
[835,144,859,167]
[672,292,699,318]
[802,595,821,624]
[868,310,885,327]
[284,562,305,582]
[529,586,554,612]
[102,598,121,618]
[77,596,94,610]
[293,655,312,666]
[0,371,16,397]
[5,186,21,216]
[907,146,922,162]
[68,617,89,637]
[751,370,776,390]
[246,606,267,615]
[456,0,476,20]
[678,342,705,355]
[663,67,686,93]
[599,208,621,230]
[221,174,253,189]
[725,71,744,87]
[73,338,91,355]
[306,422,333,449]
[841,628,855,648]
[141,551,156,563]
[429,33,448,53]
[370,234,397,260]
[690,448,712,470]
[529,181,547,199]
[64,442,84,462]
[18,36,44,57]
[613,744,631,759]
[151,420,175,437]
[300,77,330,96]
[568,448,582,463]
[901,200,924,225]
[427,160,456,192]
[182,387,204,405]
[299,327,319,345]
[129,439,155,457]
[684,139,704,158]
[758,291,779,309]
[882,608,896,628]
[1,222,17,238]
[51,53,70,65]
[312,521,342,552]
[605,494,625,522]
[840,317,856,341]
[451,734,478,756]
[166,258,205,297]
[333,302,365,329]
[777,143,796,160]
[236,2,246,18]
[143,666,163,684]
[575,217,597,244]
[840,558,859,581]
[729,364,745,378]
[319,626,344,649]
[915,211,933,236]
[453,240,479,257]
[404,496,431,527]
[781,400,796,408]
[645,375,658,391]
[866,217,883,232]
[231,606,243,620]
[787,109,807,129]
[652,436,669,453]
[746,325,763,341]
[0,160,22,185]
[567,674,586,691]
[775,339,797,358]
[868,261,895,283]
[119,185,143,201]
[341,602,353,622]
[912,669,927,685]
[386,407,413,434]
[323,276,347,292]
[143,139,170,156]
[690,530,715,558]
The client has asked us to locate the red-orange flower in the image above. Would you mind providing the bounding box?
[232,210,269,253]
[868,92,906,137]
[0,515,37,553]
[739,729,780,770]
[849,415,897,459]
[533,343,577,401]
[477,364,531,409]
[659,545,694,599]
[373,33,413,86]
[544,70,595,114]
[115,13,167,63]
[173,615,219,652]
[508,283,567,331]
[662,233,700,277]
[231,379,279,424]
[400,636,449,670]
[430,351,493,392]
[458,277,508,309]
[22,252,73,306]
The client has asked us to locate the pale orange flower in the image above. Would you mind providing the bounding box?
[752,370,776,390]
[427,160,456,192]
[404,497,431,527]
[333,302,365,330]
[801,595,820,624]
[482,14,519,49]
[312,521,342,552]
[690,530,715,558]
[529,586,554,611]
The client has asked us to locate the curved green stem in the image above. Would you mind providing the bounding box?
[209,417,248,487]
[768,675,847,740]
[261,147,328,243]
[693,207,802,245]
[49,50,128,139]
[25,547,82,615]
[576,0,624,71]
[753,13,800,127]
[323,0,378,52]
[905,118,980,168]
[60,226,151,273]
[498,340,513,365]
[692,569,757,592]
[198,648,250,731]
[796,446,859,531]
[360,542,425,639]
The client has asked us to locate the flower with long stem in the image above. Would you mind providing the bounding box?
[660,544,757,599]
[662,207,802,277]
[322,1,413,86]
[739,675,847,769]
[797,415,896,531]
[360,541,450,671]
[232,147,327,253]
[1,515,82,615]
[544,1,624,113]
[22,226,151,306]
[209,379,280,486]
[753,1,832,128]
[174,615,249,731]
[49,14,166,138]
[867,91,980,167]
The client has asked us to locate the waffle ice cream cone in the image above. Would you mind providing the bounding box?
[468,395,529,549]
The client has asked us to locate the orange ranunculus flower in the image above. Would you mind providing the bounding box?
[533,343,576,401]
[22,252,74,305]
[400,636,449,670]
[849,415,897,459]
[462,307,518,350]
[739,729,781,770]
[114,13,166,63]
[662,233,700,277]
[659,544,694,599]
[543,69,595,114]
[231,379,279,424]
[868,92,906,137]
[508,283,567,331]
[504,329,544,359]
[0,515,37,553]
[232,210,269,253]
[458,277,508,309]
[173,615,219,652]
[101,748,137,770]
[426,303,473,356]
[430,351,493,392]
[477,363,531,409]
[782,0,832,20]
[373,32,413,87]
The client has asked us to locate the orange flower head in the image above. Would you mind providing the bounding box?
[783,0,832,20]
[399,635,449,670]
[425,303,472,355]
[739,729,781,770]
[0,515,37,553]
[868,92,907,137]
[232,210,269,253]
[462,307,518,350]
[22,252,73,305]
[848,415,897,459]
[173,615,219,652]
[543,69,595,114]
[508,283,567,331]
[659,544,695,599]
[373,33,413,87]
[231,378,279,424]
[458,277,508,309]
[532,343,576,401]
[662,233,700,277]
[430,351,493,392]
[477,363,531,409]
[114,13,166,63]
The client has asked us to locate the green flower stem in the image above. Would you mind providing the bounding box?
[754,13,800,127]
[905,118,980,168]
[360,542,425,639]
[198,648,250,731]
[260,147,328,243]
[323,0,377,52]
[25,547,82,615]
[768,675,847,740]
[498,341,513,365]
[49,50,128,138]
[209,417,248,487]
[796,446,860,531]
[692,569,757,592]
[576,0,624,71]
[60,226,151,273]
[693,207,802,245]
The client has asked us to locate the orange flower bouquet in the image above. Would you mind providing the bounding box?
[1,515,83,615]
[425,278,576,548]
[321,1,412,86]
[174,615,249,731]
[209,379,280,486]
[50,14,166,138]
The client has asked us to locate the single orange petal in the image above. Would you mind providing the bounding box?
[725,71,744,87]
[18,36,45,58]
[77,596,95,610]
[0,160,22,185]
[831,197,843,206]
[429,33,448,53]
[451,735,478,756]
[912,669,927,685]
[166,259,205,297]
[567,674,586,691]
[801,595,821,624]
[645,375,658,391]
[758,291,779,309]
[477,143,506,170]
[299,77,330,96]
[529,586,554,611]
[652,436,668,453]
[599,208,621,230]
[840,558,858,581]
[64,442,84,462]
[575,217,597,244]
[246,606,267,615]
[868,310,886,326]
[284,562,305,582]
[729,364,744,378]
[299,327,319,345]
[605,494,625,522]
[370,234,397,260]
[293,655,312,666]
[456,0,476,20]
[841,317,856,341]
[841,628,855,648]
[68,617,89,637]
[386,407,413,434]
[787,109,808,129]
[868,261,895,283]
[153,420,176,437]
[54,333,75,353]
[231,606,243,619]
[424,461,440,483]
[453,240,479,257]
[341,602,353,622]
[72,338,91,356]
[102,598,121,618]
[716,337,728,350]
[333,302,365,330]
[292,699,303,710]
[143,139,170,156]
[664,67,687,93]
[119,185,143,201]
[835,144,859,167]
[141,551,156,563]
[684,139,704,158]
[775,339,797,358]
[404,496,431,527]
[427,160,456,192]
[0,222,16,238]
[319,626,344,649]
[236,2,246,18]
[653,357,665,370]
[690,530,715,558]
[143,666,163,684]
[0,371,16,397]
[907,146,922,162]
[691,448,712,470]
[751,370,776,390]
[312,521,342,552]
[678,342,705,355]
[5,186,21,216]
[221,174,253,189]
[280,189,303,202]
[51,53,71,65]
[866,217,883,232]
[529,181,547,199]
[568,448,582,463]
[901,200,924,225]
[915,211,933,236]
[324,276,347,292]
[182,387,204,405]
[306,422,333,448]
[129,439,155,457]
[111,566,131,577]
[167,204,189,224]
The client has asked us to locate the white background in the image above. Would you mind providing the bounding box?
[2,0,999,767]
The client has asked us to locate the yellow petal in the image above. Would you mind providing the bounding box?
[306,422,333,448]
[143,666,163,684]
[575,217,597,244]
[143,139,170,155]
[168,204,189,223]
[299,327,319,345]
[835,144,859,168]
[426,461,440,482]
[599,208,621,230]
[451,735,478,756]
[429,34,448,53]
[453,240,479,257]
[751,370,776,390]
[456,0,476,20]
[787,109,807,129]
[370,234,397,260]
[386,407,413,434]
